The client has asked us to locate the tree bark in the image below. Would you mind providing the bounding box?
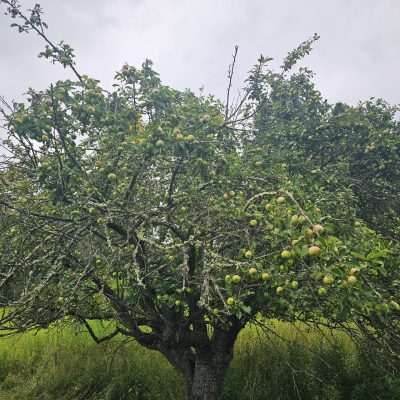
[161,322,244,400]
[188,355,229,400]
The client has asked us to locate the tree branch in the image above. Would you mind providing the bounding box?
[79,318,121,344]
[225,45,239,121]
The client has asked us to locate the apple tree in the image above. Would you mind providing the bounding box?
[0,3,399,399]
[249,44,400,238]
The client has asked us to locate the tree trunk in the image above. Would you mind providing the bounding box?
[186,353,231,400]
[161,323,243,400]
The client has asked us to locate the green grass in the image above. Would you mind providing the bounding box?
[0,320,399,400]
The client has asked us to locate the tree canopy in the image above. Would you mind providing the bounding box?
[0,2,399,399]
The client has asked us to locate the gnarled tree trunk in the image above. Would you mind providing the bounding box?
[188,353,231,400]
[161,321,243,400]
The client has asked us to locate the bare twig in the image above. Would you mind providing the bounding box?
[225,45,239,121]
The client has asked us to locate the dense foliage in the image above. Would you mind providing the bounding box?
[0,2,399,399]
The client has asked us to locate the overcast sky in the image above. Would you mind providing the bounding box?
[1,0,400,108]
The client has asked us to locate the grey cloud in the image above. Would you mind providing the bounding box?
[1,0,400,107]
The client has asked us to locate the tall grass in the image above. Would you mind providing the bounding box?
[0,321,183,400]
[0,320,398,400]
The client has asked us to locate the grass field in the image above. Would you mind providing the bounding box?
[0,320,398,400]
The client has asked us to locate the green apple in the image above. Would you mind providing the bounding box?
[318,287,327,296]
[291,281,299,289]
[308,246,321,256]
[323,275,334,285]
[276,196,285,204]
[249,219,258,227]
[291,215,299,224]
[244,250,253,259]
[304,228,314,239]
[248,267,257,275]
[155,139,165,147]
[312,224,324,234]
[261,272,271,281]
[226,297,235,306]
[281,250,292,259]
[276,286,284,295]
[347,275,357,284]
[232,274,241,284]
[225,274,232,283]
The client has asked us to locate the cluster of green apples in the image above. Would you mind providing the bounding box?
[314,262,362,297]
[172,127,196,143]
[280,222,324,259]
[216,194,331,308]
[223,190,237,201]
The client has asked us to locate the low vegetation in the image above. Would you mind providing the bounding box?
[0,322,399,400]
